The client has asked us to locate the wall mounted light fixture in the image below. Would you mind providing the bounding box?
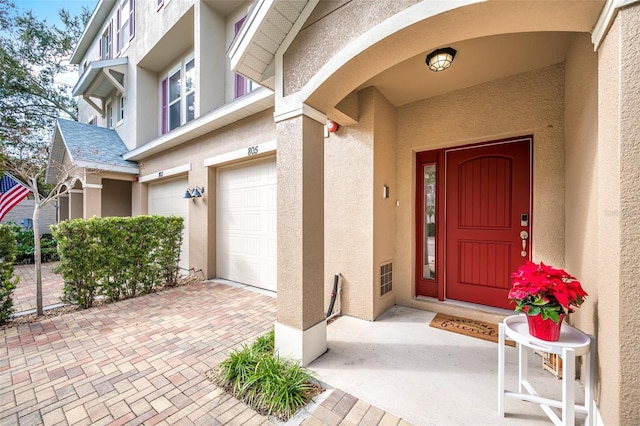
[183,186,205,199]
[426,47,457,72]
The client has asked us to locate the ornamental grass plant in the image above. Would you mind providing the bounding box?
[509,260,588,323]
[212,329,322,421]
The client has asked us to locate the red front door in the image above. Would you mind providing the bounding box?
[416,137,532,309]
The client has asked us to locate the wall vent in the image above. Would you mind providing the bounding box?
[380,262,393,296]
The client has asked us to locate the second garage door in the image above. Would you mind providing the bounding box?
[148,176,189,271]
[217,157,276,291]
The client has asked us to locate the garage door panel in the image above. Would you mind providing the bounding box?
[148,177,189,271]
[217,158,276,291]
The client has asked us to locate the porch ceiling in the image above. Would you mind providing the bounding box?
[358,31,576,107]
[72,57,128,98]
[229,0,308,89]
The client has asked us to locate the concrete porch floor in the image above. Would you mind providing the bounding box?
[308,306,588,425]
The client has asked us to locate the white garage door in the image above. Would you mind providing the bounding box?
[217,157,276,291]
[148,176,189,271]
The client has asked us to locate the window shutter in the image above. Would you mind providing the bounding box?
[130,0,135,40]
[116,8,121,55]
[99,37,103,60]
[108,20,113,59]
[235,74,246,98]
[234,17,247,99]
[161,78,168,134]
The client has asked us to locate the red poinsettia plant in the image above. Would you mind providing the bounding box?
[509,261,588,323]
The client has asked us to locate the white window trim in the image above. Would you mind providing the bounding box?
[118,0,132,54]
[185,56,196,122]
[167,64,181,132]
[106,99,113,129]
[162,53,196,133]
[101,29,110,60]
[117,94,124,125]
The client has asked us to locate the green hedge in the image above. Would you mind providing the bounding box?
[0,225,18,322]
[51,215,184,309]
[2,223,59,264]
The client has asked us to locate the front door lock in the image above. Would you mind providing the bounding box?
[520,230,529,257]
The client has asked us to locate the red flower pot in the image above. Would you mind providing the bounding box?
[526,314,566,341]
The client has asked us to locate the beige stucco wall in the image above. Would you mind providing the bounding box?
[616,4,640,424]
[285,0,416,96]
[564,30,603,413]
[372,89,397,319]
[565,9,640,422]
[68,191,83,220]
[324,89,375,321]
[101,179,132,217]
[564,33,598,334]
[596,16,623,425]
[561,24,640,424]
[394,64,566,308]
[83,174,102,218]
[323,86,396,321]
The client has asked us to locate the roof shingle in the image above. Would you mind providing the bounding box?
[56,118,138,173]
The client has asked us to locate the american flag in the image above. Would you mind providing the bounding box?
[0,174,32,221]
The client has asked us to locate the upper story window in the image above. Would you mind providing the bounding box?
[162,56,195,134]
[117,94,125,123]
[100,23,112,60]
[157,0,171,10]
[234,17,253,98]
[117,0,134,54]
[106,101,113,128]
[185,59,195,122]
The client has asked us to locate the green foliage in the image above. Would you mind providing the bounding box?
[2,223,58,264]
[51,215,184,309]
[252,329,275,354]
[0,0,90,161]
[0,224,18,322]
[215,330,319,421]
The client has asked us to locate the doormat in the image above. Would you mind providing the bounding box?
[429,313,515,347]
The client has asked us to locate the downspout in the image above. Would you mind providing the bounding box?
[326,273,342,319]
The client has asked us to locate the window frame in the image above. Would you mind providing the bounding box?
[233,17,253,99]
[99,23,112,60]
[161,55,195,134]
[185,58,195,123]
[106,100,114,129]
[167,64,181,133]
[117,94,124,124]
[116,0,134,55]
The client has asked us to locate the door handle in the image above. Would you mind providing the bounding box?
[520,230,529,257]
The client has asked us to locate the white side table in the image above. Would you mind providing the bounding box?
[498,315,595,425]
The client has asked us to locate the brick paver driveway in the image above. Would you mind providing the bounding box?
[0,282,276,425]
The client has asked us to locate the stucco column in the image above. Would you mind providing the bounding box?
[68,189,83,220]
[596,3,640,424]
[616,3,640,423]
[131,180,147,216]
[274,104,326,366]
[83,181,102,219]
